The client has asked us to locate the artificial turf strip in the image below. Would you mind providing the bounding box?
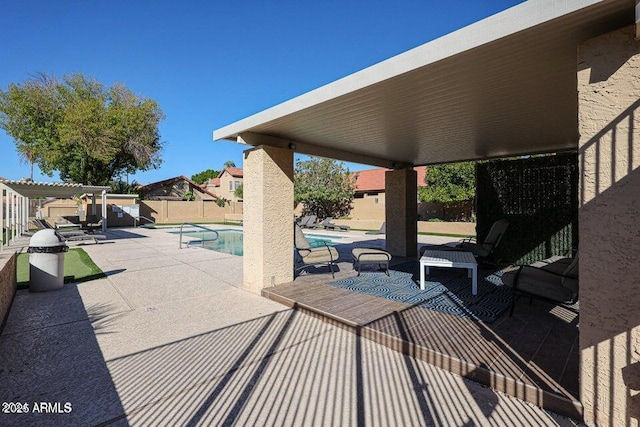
[16,248,106,290]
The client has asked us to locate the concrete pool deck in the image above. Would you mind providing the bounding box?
[0,226,579,426]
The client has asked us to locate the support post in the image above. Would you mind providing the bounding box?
[101,191,107,233]
[578,27,640,426]
[242,145,294,294]
[385,168,417,257]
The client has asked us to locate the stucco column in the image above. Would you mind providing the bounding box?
[385,168,417,257]
[578,26,640,427]
[243,145,294,294]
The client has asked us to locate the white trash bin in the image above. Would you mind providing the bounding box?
[27,229,69,292]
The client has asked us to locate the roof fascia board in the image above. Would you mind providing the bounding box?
[238,132,411,169]
[214,0,603,141]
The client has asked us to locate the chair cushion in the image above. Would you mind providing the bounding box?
[302,246,339,263]
[294,224,311,250]
[352,248,391,263]
[516,266,575,302]
[561,254,579,293]
[459,241,491,258]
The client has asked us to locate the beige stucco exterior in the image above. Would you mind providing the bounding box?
[0,253,16,329]
[385,169,417,257]
[37,198,78,219]
[243,145,294,294]
[218,170,243,202]
[578,26,640,427]
[140,200,242,224]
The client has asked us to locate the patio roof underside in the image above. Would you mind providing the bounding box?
[214,0,634,168]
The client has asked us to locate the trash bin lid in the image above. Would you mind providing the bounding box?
[29,229,66,247]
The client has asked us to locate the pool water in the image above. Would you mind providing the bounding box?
[177,229,334,256]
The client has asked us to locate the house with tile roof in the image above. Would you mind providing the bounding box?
[344,167,427,222]
[354,167,427,196]
[139,176,218,201]
[204,167,244,202]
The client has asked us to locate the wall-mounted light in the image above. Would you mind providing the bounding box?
[288,142,296,150]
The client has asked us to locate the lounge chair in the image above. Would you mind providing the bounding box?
[294,223,339,278]
[301,215,318,229]
[297,215,311,227]
[61,232,107,244]
[322,217,350,232]
[33,219,87,237]
[85,214,103,233]
[503,252,579,316]
[365,222,386,235]
[419,219,509,261]
[33,219,106,243]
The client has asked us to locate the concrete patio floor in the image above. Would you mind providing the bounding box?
[0,226,580,426]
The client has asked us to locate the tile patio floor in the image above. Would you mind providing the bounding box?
[265,234,580,419]
[0,226,581,426]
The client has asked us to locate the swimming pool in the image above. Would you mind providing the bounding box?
[175,229,336,256]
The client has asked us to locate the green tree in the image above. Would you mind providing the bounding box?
[419,161,476,203]
[0,73,164,185]
[294,157,357,219]
[223,160,236,168]
[191,169,220,185]
[110,179,141,196]
[234,183,243,199]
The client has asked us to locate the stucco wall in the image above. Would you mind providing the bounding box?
[38,199,78,219]
[0,252,16,331]
[218,171,243,202]
[349,194,386,221]
[243,146,293,293]
[578,26,640,427]
[140,200,241,224]
[385,169,417,257]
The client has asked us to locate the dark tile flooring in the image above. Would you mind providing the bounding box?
[264,255,580,419]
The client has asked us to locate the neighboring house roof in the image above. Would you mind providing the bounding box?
[354,167,427,193]
[219,167,243,178]
[140,175,219,199]
[201,177,221,190]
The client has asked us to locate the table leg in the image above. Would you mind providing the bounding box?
[420,262,425,290]
[471,265,477,295]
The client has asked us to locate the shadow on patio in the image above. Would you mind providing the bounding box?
[81,310,575,426]
[266,248,581,420]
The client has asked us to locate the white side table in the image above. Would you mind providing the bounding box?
[420,250,478,295]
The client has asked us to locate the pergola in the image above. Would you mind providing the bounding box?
[214,0,640,424]
[0,180,110,252]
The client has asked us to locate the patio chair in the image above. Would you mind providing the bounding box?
[365,222,386,235]
[504,252,579,316]
[85,214,103,233]
[61,232,107,244]
[294,223,339,278]
[297,215,311,227]
[34,219,87,237]
[458,219,509,259]
[301,215,318,229]
[321,217,350,232]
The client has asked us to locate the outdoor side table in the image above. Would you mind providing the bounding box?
[419,250,478,295]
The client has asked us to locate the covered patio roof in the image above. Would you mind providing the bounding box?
[214,0,634,168]
[0,180,110,199]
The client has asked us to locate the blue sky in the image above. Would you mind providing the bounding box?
[0,0,522,184]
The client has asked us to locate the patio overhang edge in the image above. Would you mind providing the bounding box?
[213,0,633,167]
[237,132,411,169]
